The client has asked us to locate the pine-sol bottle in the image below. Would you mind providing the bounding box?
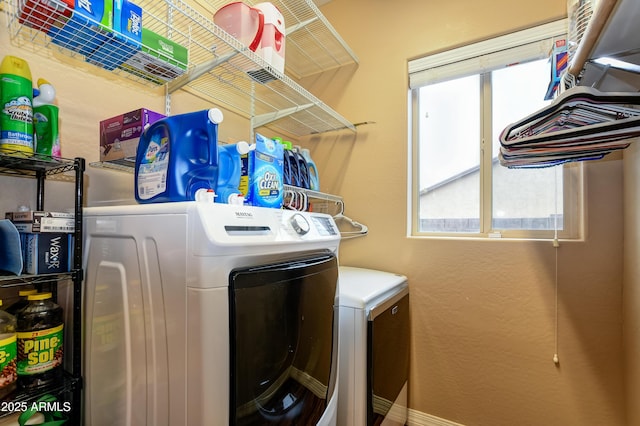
[0,300,17,399]
[6,289,38,316]
[16,292,63,389]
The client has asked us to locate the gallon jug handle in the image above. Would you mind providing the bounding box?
[206,108,224,166]
[249,7,265,52]
[217,145,242,187]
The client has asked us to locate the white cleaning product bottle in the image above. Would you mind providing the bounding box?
[300,148,319,191]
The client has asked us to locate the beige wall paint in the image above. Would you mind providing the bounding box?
[624,144,640,426]
[0,29,251,211]
[304,0,626,425]
[0,0,628,425]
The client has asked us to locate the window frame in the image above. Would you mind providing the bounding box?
[408,20,584,240]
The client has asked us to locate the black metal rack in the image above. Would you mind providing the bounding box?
[0,150,84,425]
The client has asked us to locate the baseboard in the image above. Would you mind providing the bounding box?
[408,409,466,426]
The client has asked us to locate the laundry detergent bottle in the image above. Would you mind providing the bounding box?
[216,141,254,204]
[300,148,320,190]
[282,140,299,187]
[0,55,34,154]
[135,108,224,203]
[293,146,310,189]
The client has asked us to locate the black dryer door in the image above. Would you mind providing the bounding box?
[229,253,338,426]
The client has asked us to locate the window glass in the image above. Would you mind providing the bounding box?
[410,31,583,239]
[418,75,481,233]
[491,60,562,231]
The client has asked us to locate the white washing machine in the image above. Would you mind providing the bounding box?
[337,267,409,426]
[83,201,341,426]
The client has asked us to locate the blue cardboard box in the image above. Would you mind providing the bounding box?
[21,233,72,275]
[48,0,112,58]
[88,0,142,71]
[246,133,284,209]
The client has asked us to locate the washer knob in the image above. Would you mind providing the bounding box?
[290,213,310,235]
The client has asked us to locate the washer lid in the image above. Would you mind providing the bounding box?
[338,266,407,309]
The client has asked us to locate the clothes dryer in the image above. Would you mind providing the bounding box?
[337,266,409,426]
[83,201,341,425]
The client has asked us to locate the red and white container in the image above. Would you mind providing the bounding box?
[214,2,285,74]
[253,2,285,73]
[213,2,265,53]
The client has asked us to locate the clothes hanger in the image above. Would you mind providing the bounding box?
[332,200,368,239]
[499,86,640,167]
[502,86,640,146]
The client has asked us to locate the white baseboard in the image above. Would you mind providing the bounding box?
[408,409,466,426]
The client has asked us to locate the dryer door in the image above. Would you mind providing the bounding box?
[367,288,410,426]
[229,252,338,426]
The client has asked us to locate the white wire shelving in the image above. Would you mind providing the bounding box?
[4,0,358,137]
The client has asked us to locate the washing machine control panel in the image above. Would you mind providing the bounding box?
[290,213,311,235]
[310,215,339,236]
[282,211,339,239]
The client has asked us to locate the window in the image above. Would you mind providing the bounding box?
[408,20,583,239]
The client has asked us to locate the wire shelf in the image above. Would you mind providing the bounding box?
[202,0,358,78]
[4,0,357,137]
[567,0,595,66]
[0,150,77,177]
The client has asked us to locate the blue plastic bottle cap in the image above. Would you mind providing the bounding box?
[208,108,224,124]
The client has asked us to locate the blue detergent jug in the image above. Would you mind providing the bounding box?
[216,141,254,204]
[135,108,224,203]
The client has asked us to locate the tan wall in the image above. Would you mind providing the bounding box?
[304,0,626,424]
[0,0,628,424]
[624,144,640,426]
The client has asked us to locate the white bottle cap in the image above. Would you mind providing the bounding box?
[208,108,224,124]
[235,141,256,155]
[195,188,217,203]
[33,79,56,107]
[228,194,245,205]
